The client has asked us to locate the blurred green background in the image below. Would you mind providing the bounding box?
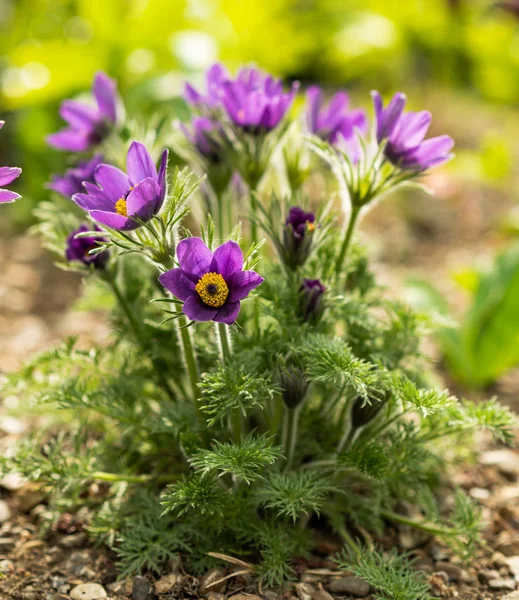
[1,0,519,226]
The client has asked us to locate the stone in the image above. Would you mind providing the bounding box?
[106,581,126,595]
[295,583,314,600]
[16,483,45,512]
[206,594,226,600]
[70,583,108,600]
[503,592,519,600]
[0,473,26,491]
[429,545,449,562]
[478,569,500,584]
[0,500,11,523]
[469,487,490,500]
[0,537,15,551]
[59,532,88,549]
[0,559,14,573]
[493,552,511,569]
[488,578,516,591]
[132,576,154,600]
[433,571,449,584]
[199,568,225,594]
[481,450,519,477]
[311,587,334,600]
[328,576,370,597]
[434,562,462,581]
[507,556,519,580]
[497,540,519,557]
[154,573,182,594]
[51,578,68,590]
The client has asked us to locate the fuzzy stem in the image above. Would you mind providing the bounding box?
[177,312,201,410]
[335,206,360,279]
[217,323,242,443]
[381,510,460,537]
[336,421,353,454]
[217,192,225,240]
[284,405,301,470]
[336,524,362,557]
[91,471,180,484]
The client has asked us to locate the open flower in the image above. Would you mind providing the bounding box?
[306,86,367,159]
[159,238,264,324]
[73,141,168,231]
[65,224,109,268]
[184,63,228,108]
[47,72,119,152]
[372,91,454,171]
[48,154,103,198]
[0,122,21,204]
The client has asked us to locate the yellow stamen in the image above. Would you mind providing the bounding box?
[307,222,316,232]
[195,272,229,308]
[115,198,128,217]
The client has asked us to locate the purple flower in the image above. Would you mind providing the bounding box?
[0,121,21,204]
[496,0,519,17]
[48,154,103,198]
[306,86,368,154]
[299,279,326,324]
[73,141,168,231]
[181,117,222,162]
[65,224,109,268]
[47,72,119,152]
[282,206,316,270]
[184,63,229,108]
[159,238,264,324]
[372,91,454,171]
[221,67,298,132]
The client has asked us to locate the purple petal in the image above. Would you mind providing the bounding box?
[176,237,213,277]
[126,141,157,185]
[89,209,135,230]
[159,268,195,301]
[0,121,4,130]
[213,240,243,279]
[182,296,218,322]
[46,128,92,152]
[60,100,98,128]
[0,189,20,203]
[214,301,241,324]
[73,190,114,212]
[157,149,168,201]
[94,164,130,201]
[0,167,21,186]
[126,177,161,220]
[404,135,454,169]
[184,82,203,104]
[306,86,322,133]
[93,72,117,122]
[227,270,264,302]
[392,111,431,149]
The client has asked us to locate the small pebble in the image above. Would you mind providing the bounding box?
[478,569,500,584]
[295,583,314,600]
[132,576,154,600]
[435,561,462,581]
[0,537,15,551]
[51,578,67,590]
[0,559,15,573]
[0,500,11,523]
[488,578,516,592]
[154,573,182,594]
[328,576,370,597]
[199,568,225,595]
[503,592,519,600]
[70,583,108,600]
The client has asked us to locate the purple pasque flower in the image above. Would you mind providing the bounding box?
[73,142,168,231]
[299,278,326,324]
[220,67,298,132]
[372,91,454,171]
[181,117,222,162]
[66,224,109,268]
[282,206,316,270]
[184,63,229,108]
[159,238,264,324]
[47,72,119,152]
[48,154,103,198]
[306,86,367,147]
[0,121,21,204]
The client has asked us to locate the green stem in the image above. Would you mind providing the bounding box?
[217,192,225,240]
[248,190,260,331]
[381,510,460,537]
[335,207,360,279]
[177,312,201,409]
[91,471,181,484]
[336,524,362,557]
[217,322,232,362]
[284,405,301,470]
[217,323,242,442]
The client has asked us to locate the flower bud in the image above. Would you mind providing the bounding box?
[350,392,389,429]
[299,278,326,324]
[282,206,316,270]
[279,362,309,410]
[65,224,109,269]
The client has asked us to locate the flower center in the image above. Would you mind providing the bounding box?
[115,198,128,217]
[195,272,229,308]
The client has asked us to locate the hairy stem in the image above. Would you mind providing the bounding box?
[335,206,360,279]
[91,471,181,484]
[177,311,201,410]
[336,524,362,557]
[381,510,460,537]
[217,323,243,442]
[284,405,301,470]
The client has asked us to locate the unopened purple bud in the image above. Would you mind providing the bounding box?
[282,206,316,270]
[299,278,325,324]
[279,362,309,410]
[65,224,109,269]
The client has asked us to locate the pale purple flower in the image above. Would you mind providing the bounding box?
[181,117,222,162]
[48,154,103,198]
[66,224,109,268]
[372,91,454,171]
[184,63,229,108]
[0,121,21,204]
[159,238,264,324]
[47,72,119,152]
[72,141,168,231]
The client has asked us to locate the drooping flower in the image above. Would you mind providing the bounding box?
[48,154,103,198]
[65,224,109,268]
[299,279,326,324]
[47,72,119,152]
[282,206,316,270]
[0,121,21,204]
[159,238,264,324]
[306,86,368,158]
[184,63,229,108]
[372,91,454,171]
[220,67,298,132]
[73,141,168,231]
[181,117,222,162]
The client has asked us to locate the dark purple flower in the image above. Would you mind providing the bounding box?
[159,238,264,324]
[184,63,229,108]
[221,67,298,132]
[181,117,222,162]
[48,154,103,198]
[282,206,316,270]
[306,86,368,157]
[495,0,519,17]
[299,279,326,324]
[0,121,21,204]
[47,72,119,152]
[73,141,168,231]
[372,91,454,171]
[65,224,109,268]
